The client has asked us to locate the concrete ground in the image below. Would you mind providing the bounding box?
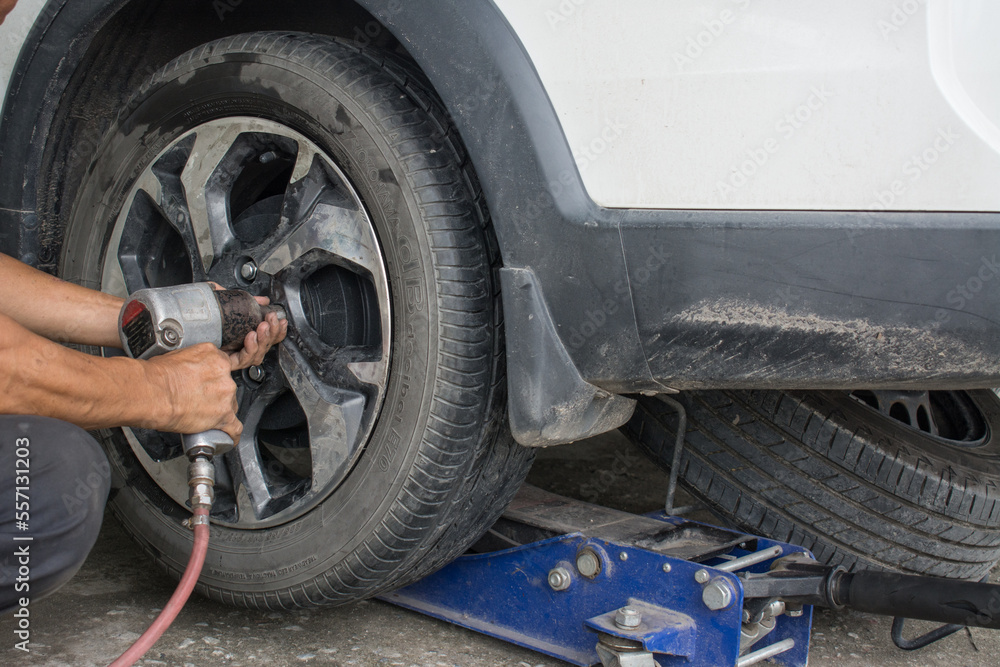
[3,431,997,666]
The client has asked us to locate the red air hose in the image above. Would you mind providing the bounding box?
[109,507,210,667]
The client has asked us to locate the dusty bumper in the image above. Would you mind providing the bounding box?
[502,210,1000,445]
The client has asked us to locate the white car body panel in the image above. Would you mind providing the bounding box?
[495,0,1000,211]
[2,1,998,213]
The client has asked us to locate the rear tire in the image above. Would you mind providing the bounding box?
[625,390,1000,580]
[61,32,533,608]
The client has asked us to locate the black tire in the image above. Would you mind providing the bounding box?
[60,32,532,608]
[624,390,1000,580]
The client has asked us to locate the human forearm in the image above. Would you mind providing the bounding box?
[0,313,165,430]
[0,253,123,347]
[0,312,244,439]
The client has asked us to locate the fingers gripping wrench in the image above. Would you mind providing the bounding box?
[118,282,286,514]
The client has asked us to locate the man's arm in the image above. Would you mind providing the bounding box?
[0,254,123,348]
[0,254,287,440]
[0,311,244,439]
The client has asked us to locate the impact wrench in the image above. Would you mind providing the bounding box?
[109,282,285,667]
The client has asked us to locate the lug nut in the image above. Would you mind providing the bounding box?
[547,567,571,591]
[241,260,258,282]
[614,606,642,629]
[248,366,265,383]
[702,578,735,611]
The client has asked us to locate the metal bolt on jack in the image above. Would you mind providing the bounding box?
[576,549,602,578]
[702,578,735,611]
[615,606,642,629]
[548,567,572,591]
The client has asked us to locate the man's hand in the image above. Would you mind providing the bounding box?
[143,344,244,444]
[207,283,289,371]
[230,298,289,371]
[144,291,289,442]
[146,290,288,442]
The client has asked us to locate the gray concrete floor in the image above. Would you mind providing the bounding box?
[3,431,997,666]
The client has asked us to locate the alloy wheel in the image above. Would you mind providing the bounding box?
[101,118,392,528]
[849,389,989,447]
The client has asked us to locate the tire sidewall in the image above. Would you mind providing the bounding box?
[62,48,456,592]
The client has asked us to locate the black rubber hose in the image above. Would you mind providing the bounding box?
[835,571,1000,630]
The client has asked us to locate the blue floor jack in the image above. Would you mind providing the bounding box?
[382,485,1000,667]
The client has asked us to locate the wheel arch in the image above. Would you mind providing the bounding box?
[0,0,631,447]
[0,0,592,270]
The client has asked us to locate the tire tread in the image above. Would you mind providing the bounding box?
[624,390,1000,580]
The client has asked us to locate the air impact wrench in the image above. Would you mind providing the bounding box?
[118,282,286,515]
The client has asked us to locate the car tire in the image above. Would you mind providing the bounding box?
[59,32,533,607]
[625,389,1000,580]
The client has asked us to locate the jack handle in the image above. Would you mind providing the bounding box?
[741,553,1000,630]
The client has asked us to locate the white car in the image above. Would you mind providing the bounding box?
[1,0,998,607]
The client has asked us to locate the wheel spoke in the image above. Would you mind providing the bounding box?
[289,144,319,185]
[869,390,939,436]
[222,378,284,522]
[279,343,366,495]
[180,125,240,272]
[259,160,382,278]
[226,437,274,522]
[346,360,389,393]
[102,169,166,296]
